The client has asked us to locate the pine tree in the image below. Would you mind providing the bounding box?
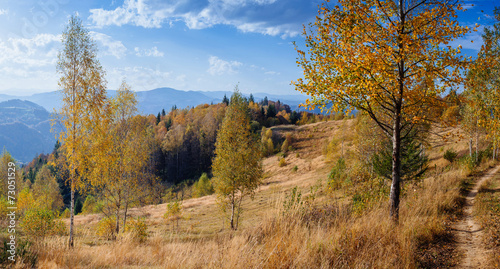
[372,131,428,181]
[266,104,276,118]
[222,94,229,105]
[262,96,268,106]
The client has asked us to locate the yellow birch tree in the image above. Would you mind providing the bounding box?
[212,89,262,230]
[293,0,471,221]
[56,15,108,247]
[92,81,155,236]
[465,8,500,159]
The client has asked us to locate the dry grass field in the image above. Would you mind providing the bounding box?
[5,119,498,268]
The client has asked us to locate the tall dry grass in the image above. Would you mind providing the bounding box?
[7,120,494,268]
[475,175,500,268]
[25,164,474,269]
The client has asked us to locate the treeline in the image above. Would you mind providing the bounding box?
[152,96,335,184]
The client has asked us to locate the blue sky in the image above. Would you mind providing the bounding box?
[0,0,497,96]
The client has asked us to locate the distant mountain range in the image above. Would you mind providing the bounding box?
[0,88,316,163]
[0,88,311,115]
[0,99,57,163]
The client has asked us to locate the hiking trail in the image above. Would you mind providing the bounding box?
[453,165,500,268]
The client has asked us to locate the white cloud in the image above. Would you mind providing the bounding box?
[109,65,171,90]
[237,22,299,38]
[90,32,127,59]
[265,71,280,75]
[207,56,242,75]
[89,0,173,28]
[182,8,221,29]
[89,0,311,38]
[134,46,164,57]
[218,0,277,8]
[0,9,8,16]
[0,34,61,93]
[0,34,60,67]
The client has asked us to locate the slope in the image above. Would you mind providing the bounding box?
[33,119,497,268]
[0,99,56,162]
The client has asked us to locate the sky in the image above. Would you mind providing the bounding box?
[0,0,497,96]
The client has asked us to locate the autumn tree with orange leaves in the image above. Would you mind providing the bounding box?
[293,0,472,221]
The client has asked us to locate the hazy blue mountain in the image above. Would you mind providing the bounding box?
[0,99,56,163]
[134,88,219,114]
[0,88,310,115]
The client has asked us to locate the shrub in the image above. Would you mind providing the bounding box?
[0,240,37,267]
[267,138,274,156]
[351,180,387,215]
[278,157,287,167]
[0,196,9,216]
[443,149,458,163]
[21,207,65,238]
[261,127,275,156]
[164,200,183,230]
[124,218,148,243]
[61,208,70,218]
[96,216,117,240]
[192,173,214,198]
[282,186,304,217]
[52,219,67,236]
[281,133,293,155]
[281,139,289,154]
[292,165,298,172]
[328,158,348,190]
[82,195,97,214]
[250,121,261,133]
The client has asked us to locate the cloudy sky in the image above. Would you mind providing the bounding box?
[0,0,497,96]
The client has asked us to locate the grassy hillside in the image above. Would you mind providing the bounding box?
[3,119,497,268]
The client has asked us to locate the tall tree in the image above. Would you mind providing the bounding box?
[56,15,108,247]
[212,89,262,230]
[32,165,64,212]
[222,94,229,106]
[93,81,155,235]
[92,81,153,233]
[465,7,500,159]
[293,0,470,221]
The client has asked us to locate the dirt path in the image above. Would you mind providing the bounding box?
[453,165,500,268]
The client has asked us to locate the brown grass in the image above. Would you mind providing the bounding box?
[4,120,493,268]
[475,174,500,268]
